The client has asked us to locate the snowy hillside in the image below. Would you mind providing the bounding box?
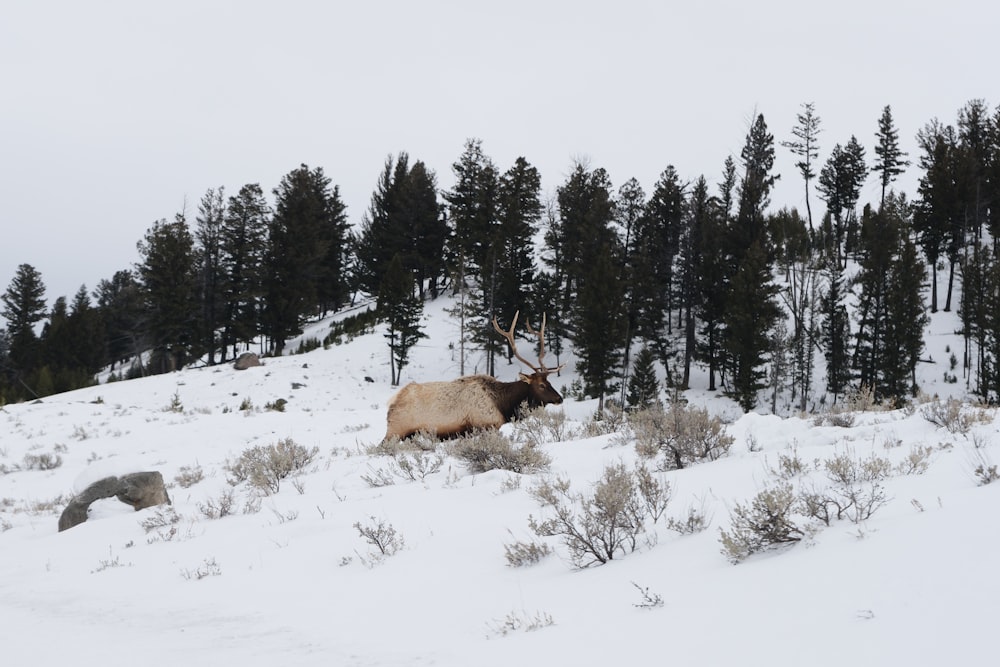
[2,297,999,667]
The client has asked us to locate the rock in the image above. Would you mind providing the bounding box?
[233,352,261,370]
[58,471,171,532]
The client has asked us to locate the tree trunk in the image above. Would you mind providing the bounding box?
[944,259,955,312]
[930,261,938,312]
[682,303,694,390]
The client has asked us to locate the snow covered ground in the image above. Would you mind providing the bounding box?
[2,297,998,666]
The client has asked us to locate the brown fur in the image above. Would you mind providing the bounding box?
[384,373,562,440]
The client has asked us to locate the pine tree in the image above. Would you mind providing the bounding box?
[678,176,710,389]
[483,157,543,373]
[696,165,733,391]
[265,164,349,354]
[768,207,811,277]
[641,166,685,336]
[403,160,446,299]
[988,105,1000,247]
[873,105,910,208]
[573,243,627,412]
[551,161,624,410]
[378,254,425,385]
[616,177,648,387]
[882,227,928,399]
[538,201,568,369]
[0,329,12,402]
[444,138,499,283]
[552,162,617,306]
[442,141,502,373]
[724,113,782,412]
[725,239,780,411]
[38,296,70,392]
[817,137,868,267]
[781,102,822,230]
[956,99,991,240]
[718,156,738,220]
[914,120,960,312]
[38,286,104,394]
[94,269,144,370]
[820,253,851,402]
[220,184,269,358]
[529,267,564,369]
[1,263,47,374]
[780,253,820,413]
[136,214,199,373]
[354,155,405,297]
[616,177,646,274]
[768,320,791,414]
[854,192,926,402]
[315,183,350,317]
[626,346,660,410]
[195,187,226,364]
[354,154,443,299]
[68,285,106,376]
[982,246,1000,399]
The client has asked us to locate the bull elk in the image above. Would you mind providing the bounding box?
[383,311,564,440]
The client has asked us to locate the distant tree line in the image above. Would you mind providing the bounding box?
[2,100,999,410]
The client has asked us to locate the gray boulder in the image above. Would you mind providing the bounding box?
[233,352,261,370]
[58,471,171,532]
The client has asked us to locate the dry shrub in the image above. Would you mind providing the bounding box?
[799,450,892,526]
[921,397,991,435]
[198,488,237,519]
[225,438,318,494]
[726,447,918,561]
[181,557,222,581]
[511,405,575,445]
[823,450,893,486]
[527,462,671,568]
[503,537,552,567]
[174,464,204,488]
[630,402,733,470]
[844,384,879,412]
[579,401,626,438]
[969,447,1000,486]
[22,452,63,471]
[449,430,551,474]
[367,431,439,456]
[769,447,811,480]
[814,384,884,427]
[354,516,404,565]
[488,610,555,637]
[665,499,711,535]
[390,451,445,481]
[719,484,804,564]
[362,450,445,487]
[896,445,933,475]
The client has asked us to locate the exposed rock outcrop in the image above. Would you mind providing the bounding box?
[58,471,171,532]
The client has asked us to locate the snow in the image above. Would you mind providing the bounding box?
[2,297,999,666]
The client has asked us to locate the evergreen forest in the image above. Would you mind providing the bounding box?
[3,101,1000,412]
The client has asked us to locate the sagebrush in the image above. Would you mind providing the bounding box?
[449,430,551,474]
[527,462,671,568]
[630,402,733,470]
[225,438,318,494]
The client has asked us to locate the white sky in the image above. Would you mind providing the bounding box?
[2,0,995,306]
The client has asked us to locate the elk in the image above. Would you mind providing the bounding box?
[383,311,564,440]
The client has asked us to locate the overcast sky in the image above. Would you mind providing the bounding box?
[2,0,995,308]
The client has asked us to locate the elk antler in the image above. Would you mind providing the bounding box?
[492,311,565,375]
[525,314,550,371]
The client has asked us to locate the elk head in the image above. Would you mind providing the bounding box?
[492,311,565,407]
